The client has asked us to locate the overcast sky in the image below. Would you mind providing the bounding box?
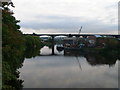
[12,0,119,34]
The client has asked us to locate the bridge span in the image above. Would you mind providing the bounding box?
[25,33,120,37]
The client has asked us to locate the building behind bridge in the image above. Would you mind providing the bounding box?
[63,35,119,49]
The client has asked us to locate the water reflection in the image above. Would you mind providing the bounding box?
[85,54,117,67]
[25,48,41,58]
[19,46,119,88]
[64,49,119,67]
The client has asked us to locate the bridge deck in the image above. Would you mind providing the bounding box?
[25,33,120,38]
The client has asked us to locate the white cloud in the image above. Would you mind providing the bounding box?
[12,0,119,34]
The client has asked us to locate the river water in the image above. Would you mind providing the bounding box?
[19,46,118,88]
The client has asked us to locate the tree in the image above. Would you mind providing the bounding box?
[2,1,24,89]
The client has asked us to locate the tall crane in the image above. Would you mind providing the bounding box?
[79,26,82,34]
[76,26,83,47]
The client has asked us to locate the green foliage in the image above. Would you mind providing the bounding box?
[24,35,43,50]
[96,37,118,49]
[2,2,44,90]
[2,2,25,90]
[24,35,44,58]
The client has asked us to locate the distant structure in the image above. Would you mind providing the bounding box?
[0,0,11,2]
[79,26,82,34]
[26,33,120,55]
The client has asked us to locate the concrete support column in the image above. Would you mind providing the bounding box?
[51,36,55,55]
[82,36,87,38]
[76,35,80,38]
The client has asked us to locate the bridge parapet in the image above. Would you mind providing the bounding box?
[24,33,120,38]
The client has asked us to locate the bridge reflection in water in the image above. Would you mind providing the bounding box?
[39,46,119,67]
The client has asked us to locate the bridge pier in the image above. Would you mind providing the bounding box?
[82,35,87,38]
[51,36,55,55]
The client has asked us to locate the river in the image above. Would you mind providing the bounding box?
[18,46,119,88]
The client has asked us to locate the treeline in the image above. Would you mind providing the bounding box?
[96,37,120,59]
[24,35,44,58]
[2,2,43,90]
[96,37,119,49]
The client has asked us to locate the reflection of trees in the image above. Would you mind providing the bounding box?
[64,49,84,56]
[25,48,41,58]
[85,54,117,67]
[64,49,119,67]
